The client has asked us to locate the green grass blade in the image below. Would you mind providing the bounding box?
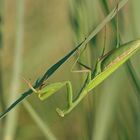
[0,6,5,112]
[0,90,32,119]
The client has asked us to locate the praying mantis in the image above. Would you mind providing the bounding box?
[0,0,137,119]
[24,38,140,117]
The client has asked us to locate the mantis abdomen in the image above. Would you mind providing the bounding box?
[86,39,140,92]
[102,39,140,70]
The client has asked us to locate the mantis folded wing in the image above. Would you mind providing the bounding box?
[28,39,140,117]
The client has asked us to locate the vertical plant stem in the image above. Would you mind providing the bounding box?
[0,45,5,111]
[0,0,5,113]
[0,0,5,138]
[3,0,24,140]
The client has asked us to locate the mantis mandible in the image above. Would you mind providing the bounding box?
[24,38,140,117]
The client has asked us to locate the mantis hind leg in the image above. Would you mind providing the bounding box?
[71,46,93,84]
[71,41,92,73]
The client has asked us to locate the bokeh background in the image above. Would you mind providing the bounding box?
[0,0,140,140]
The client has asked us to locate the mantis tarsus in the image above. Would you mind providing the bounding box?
[25,38,140,117]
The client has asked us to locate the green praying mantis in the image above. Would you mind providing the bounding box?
[0,37,140,119]
[23,38,140,117]
[0,0,138,119]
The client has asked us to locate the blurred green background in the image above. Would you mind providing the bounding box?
[0,0,140,140]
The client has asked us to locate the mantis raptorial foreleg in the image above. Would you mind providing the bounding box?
[23,78,73,107]
[23,74,90,117]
